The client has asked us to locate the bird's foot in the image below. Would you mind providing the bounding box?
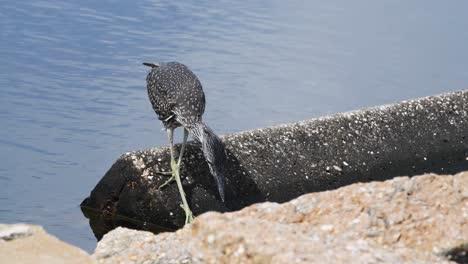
[156,169,175,190]
[181,203,194,224]
[156,160,182,189]
[154,171,173,176]
[158,175,175,189]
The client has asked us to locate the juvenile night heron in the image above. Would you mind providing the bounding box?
[143,61,227,224]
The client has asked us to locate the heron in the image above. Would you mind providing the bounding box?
[143,62,227,224]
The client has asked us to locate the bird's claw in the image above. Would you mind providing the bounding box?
[154,171,173,176]
[158,175,175,189]
[180,203,194,224]
[157,160,182,189]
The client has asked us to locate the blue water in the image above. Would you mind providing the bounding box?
[1,0,468,252]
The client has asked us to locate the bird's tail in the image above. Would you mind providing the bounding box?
[189,122,227,201]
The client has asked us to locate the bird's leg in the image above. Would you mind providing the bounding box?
[157,128,178,189]
[158,171,175,188]
[158,128,189,189]
[167,128,193,224]
[177,128,189,168]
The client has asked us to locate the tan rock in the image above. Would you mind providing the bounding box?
[0,224,95,264]
[94,172,468,263]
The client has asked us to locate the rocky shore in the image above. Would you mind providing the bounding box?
[93,171,467,264]
[3,90,467,263]
[0,223,94,264]
[2,171,467,263]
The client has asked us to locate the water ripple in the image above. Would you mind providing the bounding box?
[1,0,468,253]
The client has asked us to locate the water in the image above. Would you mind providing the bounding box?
[1,0,468,252]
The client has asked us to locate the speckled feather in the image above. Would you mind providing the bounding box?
[145,62,227,201]
[146,62,206,130]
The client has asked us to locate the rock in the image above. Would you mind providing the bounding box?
[0,224,95,264]
[0,224,33,241]
[81,90,468,234]
[93,171,467,264]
